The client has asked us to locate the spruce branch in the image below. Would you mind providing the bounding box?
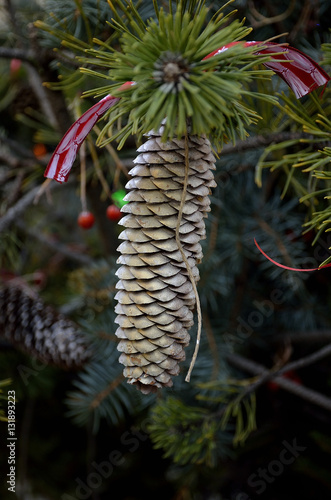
[196,377,259,447]
[220,391,257,447]
[148,396,222,466]
[65,345,148,432]
[149,377,258,462]
[255,216,295,269]
[89,373,124,409]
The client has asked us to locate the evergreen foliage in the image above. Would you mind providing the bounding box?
[80,1,276,147]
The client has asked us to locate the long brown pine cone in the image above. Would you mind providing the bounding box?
[115,125,216,394]
[0,283,91,369]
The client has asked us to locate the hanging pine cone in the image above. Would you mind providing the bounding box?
[0,284,91,369]
[115,125,216,393]
[43,2,327,393]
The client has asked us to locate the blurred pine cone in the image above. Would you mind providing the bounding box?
[0,283,91,369]
[115,126,216,393]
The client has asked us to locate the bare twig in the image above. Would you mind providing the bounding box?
[80,142,87,212]
[0,180,74,233]
[3,0,64,132]
[274,330,331,344]
[220,131,307,157]
[0,185,42,233]
[16,220,93,266]
[6,171,24,206]
[278,343,331,375]
[0,47,35,62]
[0,152,36,170]
[248,0,296,29]
[86,136,112,200]
[288,0,313,43]
[0,45,81,70]
[227,351,331,412]
[0,137,48,164]
[24,64,60,131]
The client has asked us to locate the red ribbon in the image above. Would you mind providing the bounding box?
[204,41,330,99]
[44,82,134,183]
[254,238,331,271]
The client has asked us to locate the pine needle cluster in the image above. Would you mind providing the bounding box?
[79,0,276,147]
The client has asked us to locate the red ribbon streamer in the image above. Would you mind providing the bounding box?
[44,82,134,183]
[204,41,331,99]
[254,238,331,272]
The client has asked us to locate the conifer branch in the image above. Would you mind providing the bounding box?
[89,373,124,409]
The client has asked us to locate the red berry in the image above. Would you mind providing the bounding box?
[267,370,302,392]
[33,143,47,158]
[10,58,21,75]
[106,204,122,222]
[78,211,95,229]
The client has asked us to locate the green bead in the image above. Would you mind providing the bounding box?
[112,189,128,208]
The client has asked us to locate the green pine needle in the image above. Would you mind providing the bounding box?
[79,0,275,148]
[148,396,222,466]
